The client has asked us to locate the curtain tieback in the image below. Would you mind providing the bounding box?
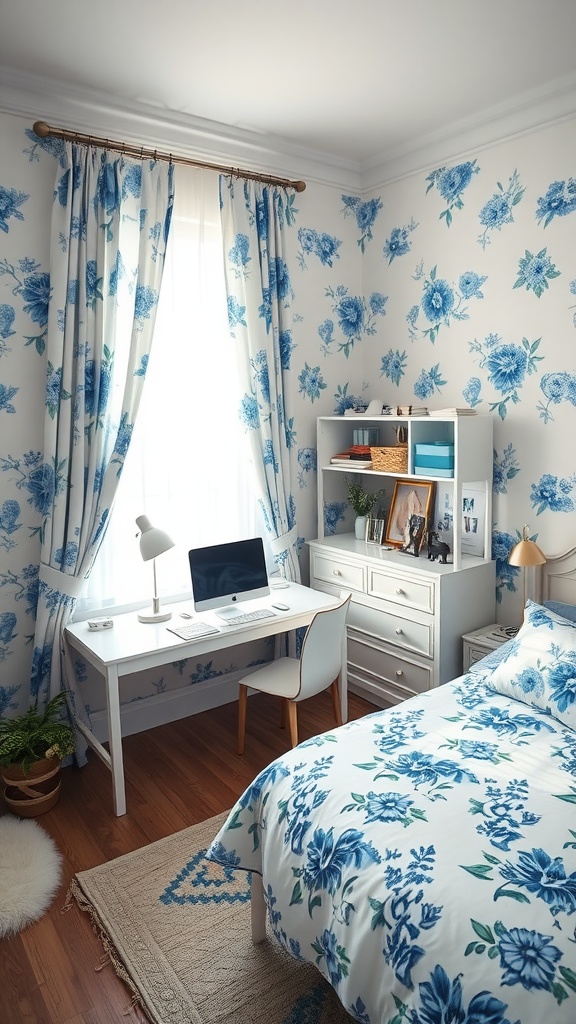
[267,527,298,557]
[39,563,86,599]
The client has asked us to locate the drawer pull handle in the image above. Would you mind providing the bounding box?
[395,669,404,677]
[333,569,342,576]
[396,588,405,595]
[395,627,403,635]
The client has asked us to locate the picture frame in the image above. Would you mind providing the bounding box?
[365,516,386,544]
[385,479,436,547]
[461,484,486,557]
[433,484,486,558]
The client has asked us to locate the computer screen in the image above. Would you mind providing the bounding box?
[188,537,270,618]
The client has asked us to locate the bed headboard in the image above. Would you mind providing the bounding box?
[538,546,576,605]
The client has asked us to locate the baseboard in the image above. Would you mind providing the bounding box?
[88,672,245,743]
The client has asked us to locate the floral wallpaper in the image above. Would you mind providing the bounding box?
[360,119,575,610]
[1,105,575,727]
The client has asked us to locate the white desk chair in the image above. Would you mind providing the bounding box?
[237,592,351,753]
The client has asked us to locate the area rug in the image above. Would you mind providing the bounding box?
[69,811,351,1024]
[0,814,63,938]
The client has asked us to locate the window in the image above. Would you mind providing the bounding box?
[79,166,261,616]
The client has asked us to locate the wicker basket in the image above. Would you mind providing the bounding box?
[370,444,408,473]
[2,756,62,817]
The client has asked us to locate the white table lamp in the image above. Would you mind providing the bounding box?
[136,515,175,623]
[508,525,546,616]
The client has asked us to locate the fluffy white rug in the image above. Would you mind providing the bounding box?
[0,814,63,938]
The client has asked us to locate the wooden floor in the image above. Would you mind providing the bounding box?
[1,689,376,1024]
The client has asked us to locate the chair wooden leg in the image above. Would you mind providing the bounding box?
[330,679,343,728]
[287,701,299,747]
[238,683,248,755]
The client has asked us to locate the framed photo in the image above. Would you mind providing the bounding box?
[365,516,386,544]
[434,484,486,557]
[385,479,436,547]
[461,484,486,556]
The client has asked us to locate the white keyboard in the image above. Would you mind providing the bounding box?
[219,608,276,625]
[167,621,220,641]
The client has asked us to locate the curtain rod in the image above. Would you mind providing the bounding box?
[32,121,306,193]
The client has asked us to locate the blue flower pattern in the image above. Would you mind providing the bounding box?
[469,333,544,419]
[477,169,525,249]
[425,160,480,226]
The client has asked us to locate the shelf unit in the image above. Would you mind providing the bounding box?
[309,414,496,707]
[317,413,493,570]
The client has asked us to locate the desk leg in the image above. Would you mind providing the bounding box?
[105,665,127,817]
[340,628,348,723]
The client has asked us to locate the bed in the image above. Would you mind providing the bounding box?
[207,550,576,1023]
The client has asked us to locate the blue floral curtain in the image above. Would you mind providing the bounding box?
[31,143,174,742]
[219,176,301,581]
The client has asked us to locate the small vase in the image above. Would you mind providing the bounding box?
[354,516,367,540]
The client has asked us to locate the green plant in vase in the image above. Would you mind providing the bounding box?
[0,691,75,817]
[347,481,385,539]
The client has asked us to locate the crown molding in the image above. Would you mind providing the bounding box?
[0,67,362,192]
[361,73,576,191]
[2,66,575,196]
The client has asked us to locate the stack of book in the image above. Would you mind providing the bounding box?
[396,405,428,416]
[428,407,477,417]
[330,445,373,468]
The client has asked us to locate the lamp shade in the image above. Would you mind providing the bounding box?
[136,515,175,561]
[508,525,546,568]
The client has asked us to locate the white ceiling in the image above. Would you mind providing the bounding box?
[2,0,576,185]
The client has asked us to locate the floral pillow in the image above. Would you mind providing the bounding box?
[485,599,576,730]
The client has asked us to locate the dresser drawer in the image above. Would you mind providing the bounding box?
[368,566,435,614]
[311,551,365,593]
[348,669,423,709]
[348,598,432,657]
[348,636,432,694]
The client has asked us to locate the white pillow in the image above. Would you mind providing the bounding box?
[485,599,576,730]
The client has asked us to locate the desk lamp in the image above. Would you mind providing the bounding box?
[508,525,546,617]
[135,515,175,623]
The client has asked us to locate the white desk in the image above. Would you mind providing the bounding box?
[64,584,345,816]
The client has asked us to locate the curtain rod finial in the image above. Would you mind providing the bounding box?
[294,180,306,193]
[33,121,50,139]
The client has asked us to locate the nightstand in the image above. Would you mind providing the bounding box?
[462,623,518,672]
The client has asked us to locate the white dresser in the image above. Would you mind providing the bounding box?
[309,535,495,708]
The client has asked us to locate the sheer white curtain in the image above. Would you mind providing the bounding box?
[77,165,261,617]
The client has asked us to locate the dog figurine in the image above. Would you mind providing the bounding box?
[427,531,450,563]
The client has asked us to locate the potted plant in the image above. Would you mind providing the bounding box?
[347,481,385,540]
[0,691,75,817]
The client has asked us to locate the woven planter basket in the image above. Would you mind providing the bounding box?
[370,444,408,473]
[2,756,62,817]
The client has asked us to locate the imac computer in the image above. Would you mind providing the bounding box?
[188,537,270,621]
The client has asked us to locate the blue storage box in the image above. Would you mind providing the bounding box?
[414,464,454,478]
[414,442,454,469]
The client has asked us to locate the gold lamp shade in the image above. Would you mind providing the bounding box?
[508,525,546,617]
[508,525,546,568]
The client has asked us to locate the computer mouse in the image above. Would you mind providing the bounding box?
[180,611,193,619]
[272,603,289,611]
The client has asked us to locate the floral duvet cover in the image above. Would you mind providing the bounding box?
[208,674,576,1024]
